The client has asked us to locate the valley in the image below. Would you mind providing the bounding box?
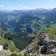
[0,9,56,56]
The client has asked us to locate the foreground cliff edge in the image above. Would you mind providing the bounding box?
[20,28,56,56]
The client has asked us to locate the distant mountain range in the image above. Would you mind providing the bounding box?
[0,8,56,14]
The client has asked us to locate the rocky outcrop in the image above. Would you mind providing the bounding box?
[38,34,56,54]
[0,23,4,37]
[20,33,56,55]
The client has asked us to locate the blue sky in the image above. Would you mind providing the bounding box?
[0,0,56,10]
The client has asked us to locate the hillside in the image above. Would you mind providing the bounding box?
[0,29,20,56]
[0,36,20,52]
[20,28,56,56]
[44,28,56,40]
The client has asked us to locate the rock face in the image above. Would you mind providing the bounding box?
[38,34,56,54]
[0,23,4,37]
[20,33,56,55]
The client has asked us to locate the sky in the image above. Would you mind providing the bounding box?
[0,0,56,10]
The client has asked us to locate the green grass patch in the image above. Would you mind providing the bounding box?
[44,28,56,40]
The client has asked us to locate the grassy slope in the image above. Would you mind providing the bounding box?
[0,36,20,52]
[44,28,56,40]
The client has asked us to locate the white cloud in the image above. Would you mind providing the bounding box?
[0,5,6,10]
[0,5,35,11]
[0,5,4,7]
[12,5,35,10]
[0,5,4,8]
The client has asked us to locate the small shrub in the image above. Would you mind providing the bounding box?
[33,44,39,50]
[3,44,8,50]
[11,53,20,56]
[24,53,30,56]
